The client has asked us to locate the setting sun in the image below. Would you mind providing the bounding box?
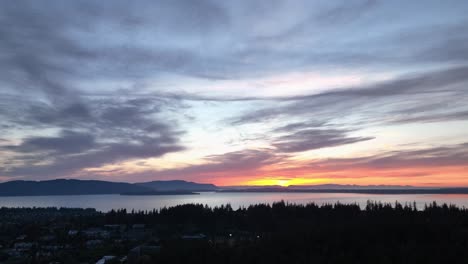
[246,177,326,187]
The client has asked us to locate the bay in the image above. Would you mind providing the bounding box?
[1,192,468,212]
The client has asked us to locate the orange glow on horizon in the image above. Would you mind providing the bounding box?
[241,177,327,187]
[79,155,468,188]
[208,165,468,187]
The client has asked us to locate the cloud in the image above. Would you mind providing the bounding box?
[390,111,468,124]
[0,96,185,178]
[166,149,283,176]
[107,142,468,184]
[5,130,95,154]
[337,143,468,170]
[3,137,184,178]
[231,65,468,126]
[273,129,374,153]
[112,149,286,183]
[0,1,467,184]
[316,0,378,24]
[2,0,467,90]
[279,143,468,179]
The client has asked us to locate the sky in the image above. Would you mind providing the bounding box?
[0,0,467,187]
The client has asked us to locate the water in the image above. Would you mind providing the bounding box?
[1,192,468,212]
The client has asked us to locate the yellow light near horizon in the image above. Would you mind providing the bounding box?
[246,177,326,187]
[245,178,287,186]
[276,179,289,187]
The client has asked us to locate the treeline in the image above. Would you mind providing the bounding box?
[3,201,468,263]
[116,201,468,264]
[102,201,467,230]
[101,201,468,264]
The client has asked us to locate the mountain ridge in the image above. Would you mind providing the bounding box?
[0,179,150,196]
[137,180,218,191]
[0,179,464,196]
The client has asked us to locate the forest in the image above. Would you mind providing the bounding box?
[2,201,468,263]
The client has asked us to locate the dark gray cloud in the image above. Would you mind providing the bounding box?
[390,110,468,124]
[200,149,284,172]
[359,144,468,169]
[231,65,468,126]
[0,96,185,178]
[307,143,468,171]
[110,149,286,182]
[317,0,378,23]
[273,122,328,133]
[5,130,95,154]
[1,0,467,90]
[273,129,374,153]
[0,1,466,111]
[4,136,184,178]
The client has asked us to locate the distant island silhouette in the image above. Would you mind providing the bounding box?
[1,179,468,196]
[0,179,215,196]
[120,191,200,196]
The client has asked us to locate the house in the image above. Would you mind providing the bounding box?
[41,245,62,251]
[16,235,27,241]
[128,245,161,264]
[35,250,52,257]
[104,224,122,230]
[125,224,147,240]
[84,228,110,239]
[86,239,103,249]
[68,230,79,236]
[96,255,115,264]
[39,234,56,242]
[14,242,35,252]
[181,233,206,240]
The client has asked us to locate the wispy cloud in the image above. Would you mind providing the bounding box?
[273,129,374,153]
[231,66,468,126]
[0,97,184,178]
